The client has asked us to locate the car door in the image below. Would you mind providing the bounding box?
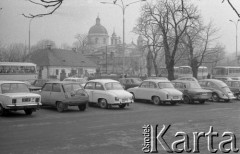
[50,83,65,105]
[40,83,52,105]
[92,82,106,103]
[134,81,149,99]
[84,82,95,102]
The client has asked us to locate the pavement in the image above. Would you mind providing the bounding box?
[0,100,240,154]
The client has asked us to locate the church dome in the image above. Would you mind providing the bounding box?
[88,16,108,35]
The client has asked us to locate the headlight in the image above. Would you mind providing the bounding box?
[115,97,119,101]
[12,99,17,104]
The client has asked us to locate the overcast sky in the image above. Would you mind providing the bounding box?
[0,0,240,54]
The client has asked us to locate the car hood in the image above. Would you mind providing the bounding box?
[3,93,41,98]
[161,88,182,95]
[107,90,132,98]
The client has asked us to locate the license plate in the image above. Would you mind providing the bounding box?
[173,96,178,99]
[22,98,31,102]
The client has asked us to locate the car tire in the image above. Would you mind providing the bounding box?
[152,96,161,105]
[199,100,205,104]
[24,109,33,115]
[0,104,6,116]
[224,99,230,103]
[99,99,108,109]
[237,94,240,100]
[119,104,126,109]
[78,104,86,111]
[170,102,177,105]
[212,93,220,102]
[183,96,192,104]
[56,102,65,112]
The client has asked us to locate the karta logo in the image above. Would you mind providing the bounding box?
[142,124,239,153]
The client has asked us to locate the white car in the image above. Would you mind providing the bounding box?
[63,77,87,87]
[84,79,133,109]
[127,79,183,105]
[0,81,41,116]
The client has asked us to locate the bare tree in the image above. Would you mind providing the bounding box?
[31,39,56,52]
[73,34,88,54]
[23,0,63,18]
[222,0,240,18]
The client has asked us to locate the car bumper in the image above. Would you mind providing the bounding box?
[6,104,42,110]
[110,99,134,105]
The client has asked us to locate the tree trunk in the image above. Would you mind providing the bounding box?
[153,59,159,76]
[166,59,175,80]
[191,58,199,79]
[146,51,152,77]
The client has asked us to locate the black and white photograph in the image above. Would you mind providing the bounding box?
[0,0,240,153]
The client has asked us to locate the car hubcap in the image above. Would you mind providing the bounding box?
[153,97,160,105]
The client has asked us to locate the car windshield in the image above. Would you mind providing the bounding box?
[63,83,82,92]
[189,82,202,89]
[131,78,142,84]
[1,83,30,93]
[158,82,174,89]
[105,82,123,90]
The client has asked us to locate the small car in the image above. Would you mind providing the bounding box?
[127,79,183,105]
[176,77,198,83]
[63,77,87,87]
[226,80,240,100]
[172,80,212,104]
[119,78,142,90]
[29,79,58,91]
[199,79,235,102]
[0,81,41,116]
[84,79,133,109]
[38,81,88,112]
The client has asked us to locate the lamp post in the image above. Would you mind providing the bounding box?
[28,18,34,53]
[101,0,146,75]
[229,19,240,57]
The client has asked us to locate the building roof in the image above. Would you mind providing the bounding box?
[30,48,97,67]
[88,16,108,35]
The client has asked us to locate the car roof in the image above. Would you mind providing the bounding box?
[199,79,223,82]
[88,79,119,84]
[172,80,196,83]
[143,79,170,82]
[0,81,25,84]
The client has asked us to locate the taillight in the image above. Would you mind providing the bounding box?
[12,99,17,104]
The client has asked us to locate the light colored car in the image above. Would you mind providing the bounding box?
[212,77,232,83]
[0,81,41,116]
[226,80,240,100]
[127,79,183,105]
[199,79,235,102]
[38,81,88,112]
[172,80,212,104]
[84,79,133,109]
[147,76,169,81]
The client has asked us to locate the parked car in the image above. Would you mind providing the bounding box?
[0,81,41,116]
[230,77,240,80]
[198,79,235,102]
[37,81,88,112]
[212,77,232,83]
[63,77,87,87]
[84,79,133,109]
[172,80,212,104]
[226,80,240,100]
[176,77,198,83]
[127,79,183,105]
[29,79,58,91]
[119,78,142,90]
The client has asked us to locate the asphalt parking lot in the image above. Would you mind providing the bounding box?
[0,100,240,154]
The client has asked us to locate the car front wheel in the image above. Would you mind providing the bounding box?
[236,94,240,100]
[99,99,108,109]
[152,96,161,105]
[78,104,86,111]
[119,104,126,109]
[56,102,66,112]
[24,109,33,115]
[212,93,220,102]
[183,96,192,104]
[199,100,205,104]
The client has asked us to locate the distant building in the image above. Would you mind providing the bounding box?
[30,46,97,80]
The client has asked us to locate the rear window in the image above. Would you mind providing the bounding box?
[63,83,82,92]
[1,83,30,93]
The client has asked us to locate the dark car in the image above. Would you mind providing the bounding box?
[226,80,240,100]
[172,80,212,104]
[119,78,142,90]
[37,81,89,112]
[29,79,58,91]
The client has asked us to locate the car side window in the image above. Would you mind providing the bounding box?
[140,82,149,88]
[199,81,206,87]
[149,82,157,88]
[95,83,104,90]
[42,83,52,91]
[52,83,61,92]
[85,82,95,89]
